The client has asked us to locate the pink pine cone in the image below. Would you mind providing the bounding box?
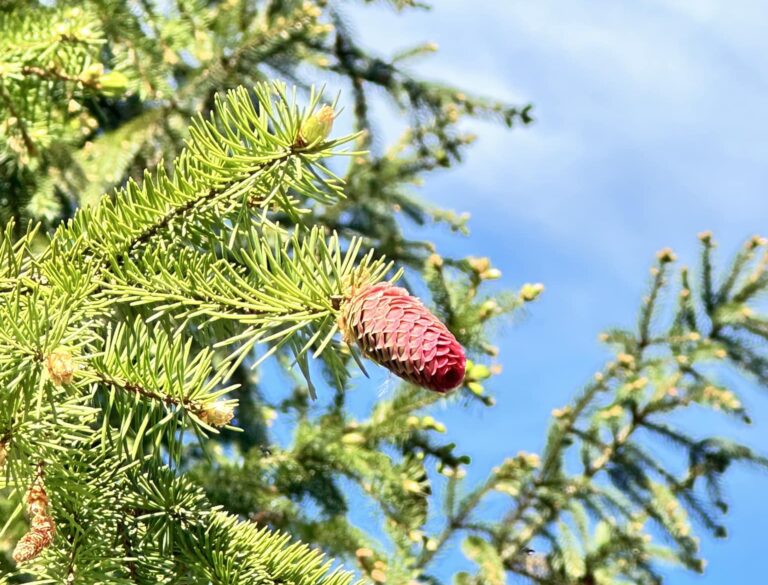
[340,282,466,393]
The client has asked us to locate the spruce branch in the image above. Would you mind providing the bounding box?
[0,76,471,582]
[4,3,768,583]
[413,237,768,584]
[54,83,358,270]
[0,80,382,581]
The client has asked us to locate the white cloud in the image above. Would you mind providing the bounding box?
[351,0,768,275]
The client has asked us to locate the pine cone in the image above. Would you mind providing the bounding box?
[340,283,466,393]
[12,514,54,563]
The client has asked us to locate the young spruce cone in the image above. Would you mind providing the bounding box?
[13,475,55,564]
[340,282,466,393]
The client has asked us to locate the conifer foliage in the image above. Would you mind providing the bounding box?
[2,1,768,585]
[0,79,388,582]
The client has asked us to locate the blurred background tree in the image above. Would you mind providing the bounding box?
[1,1,767,584]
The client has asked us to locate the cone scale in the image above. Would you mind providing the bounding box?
[340,282,466,393]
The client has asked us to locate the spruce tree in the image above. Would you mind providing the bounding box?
[1,2,767,584]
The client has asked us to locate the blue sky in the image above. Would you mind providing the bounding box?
[340,1,768,582]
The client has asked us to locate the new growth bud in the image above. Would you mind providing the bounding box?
[520,283,545,302]
[201,402,235,428]
[466,256,502,280]
[656,247,677,264]
[45,350,76,386]
[97,70,129,97]
[298,104,335,146]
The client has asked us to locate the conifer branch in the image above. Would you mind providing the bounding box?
[411,238,768,584]
[4,3,768,583]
